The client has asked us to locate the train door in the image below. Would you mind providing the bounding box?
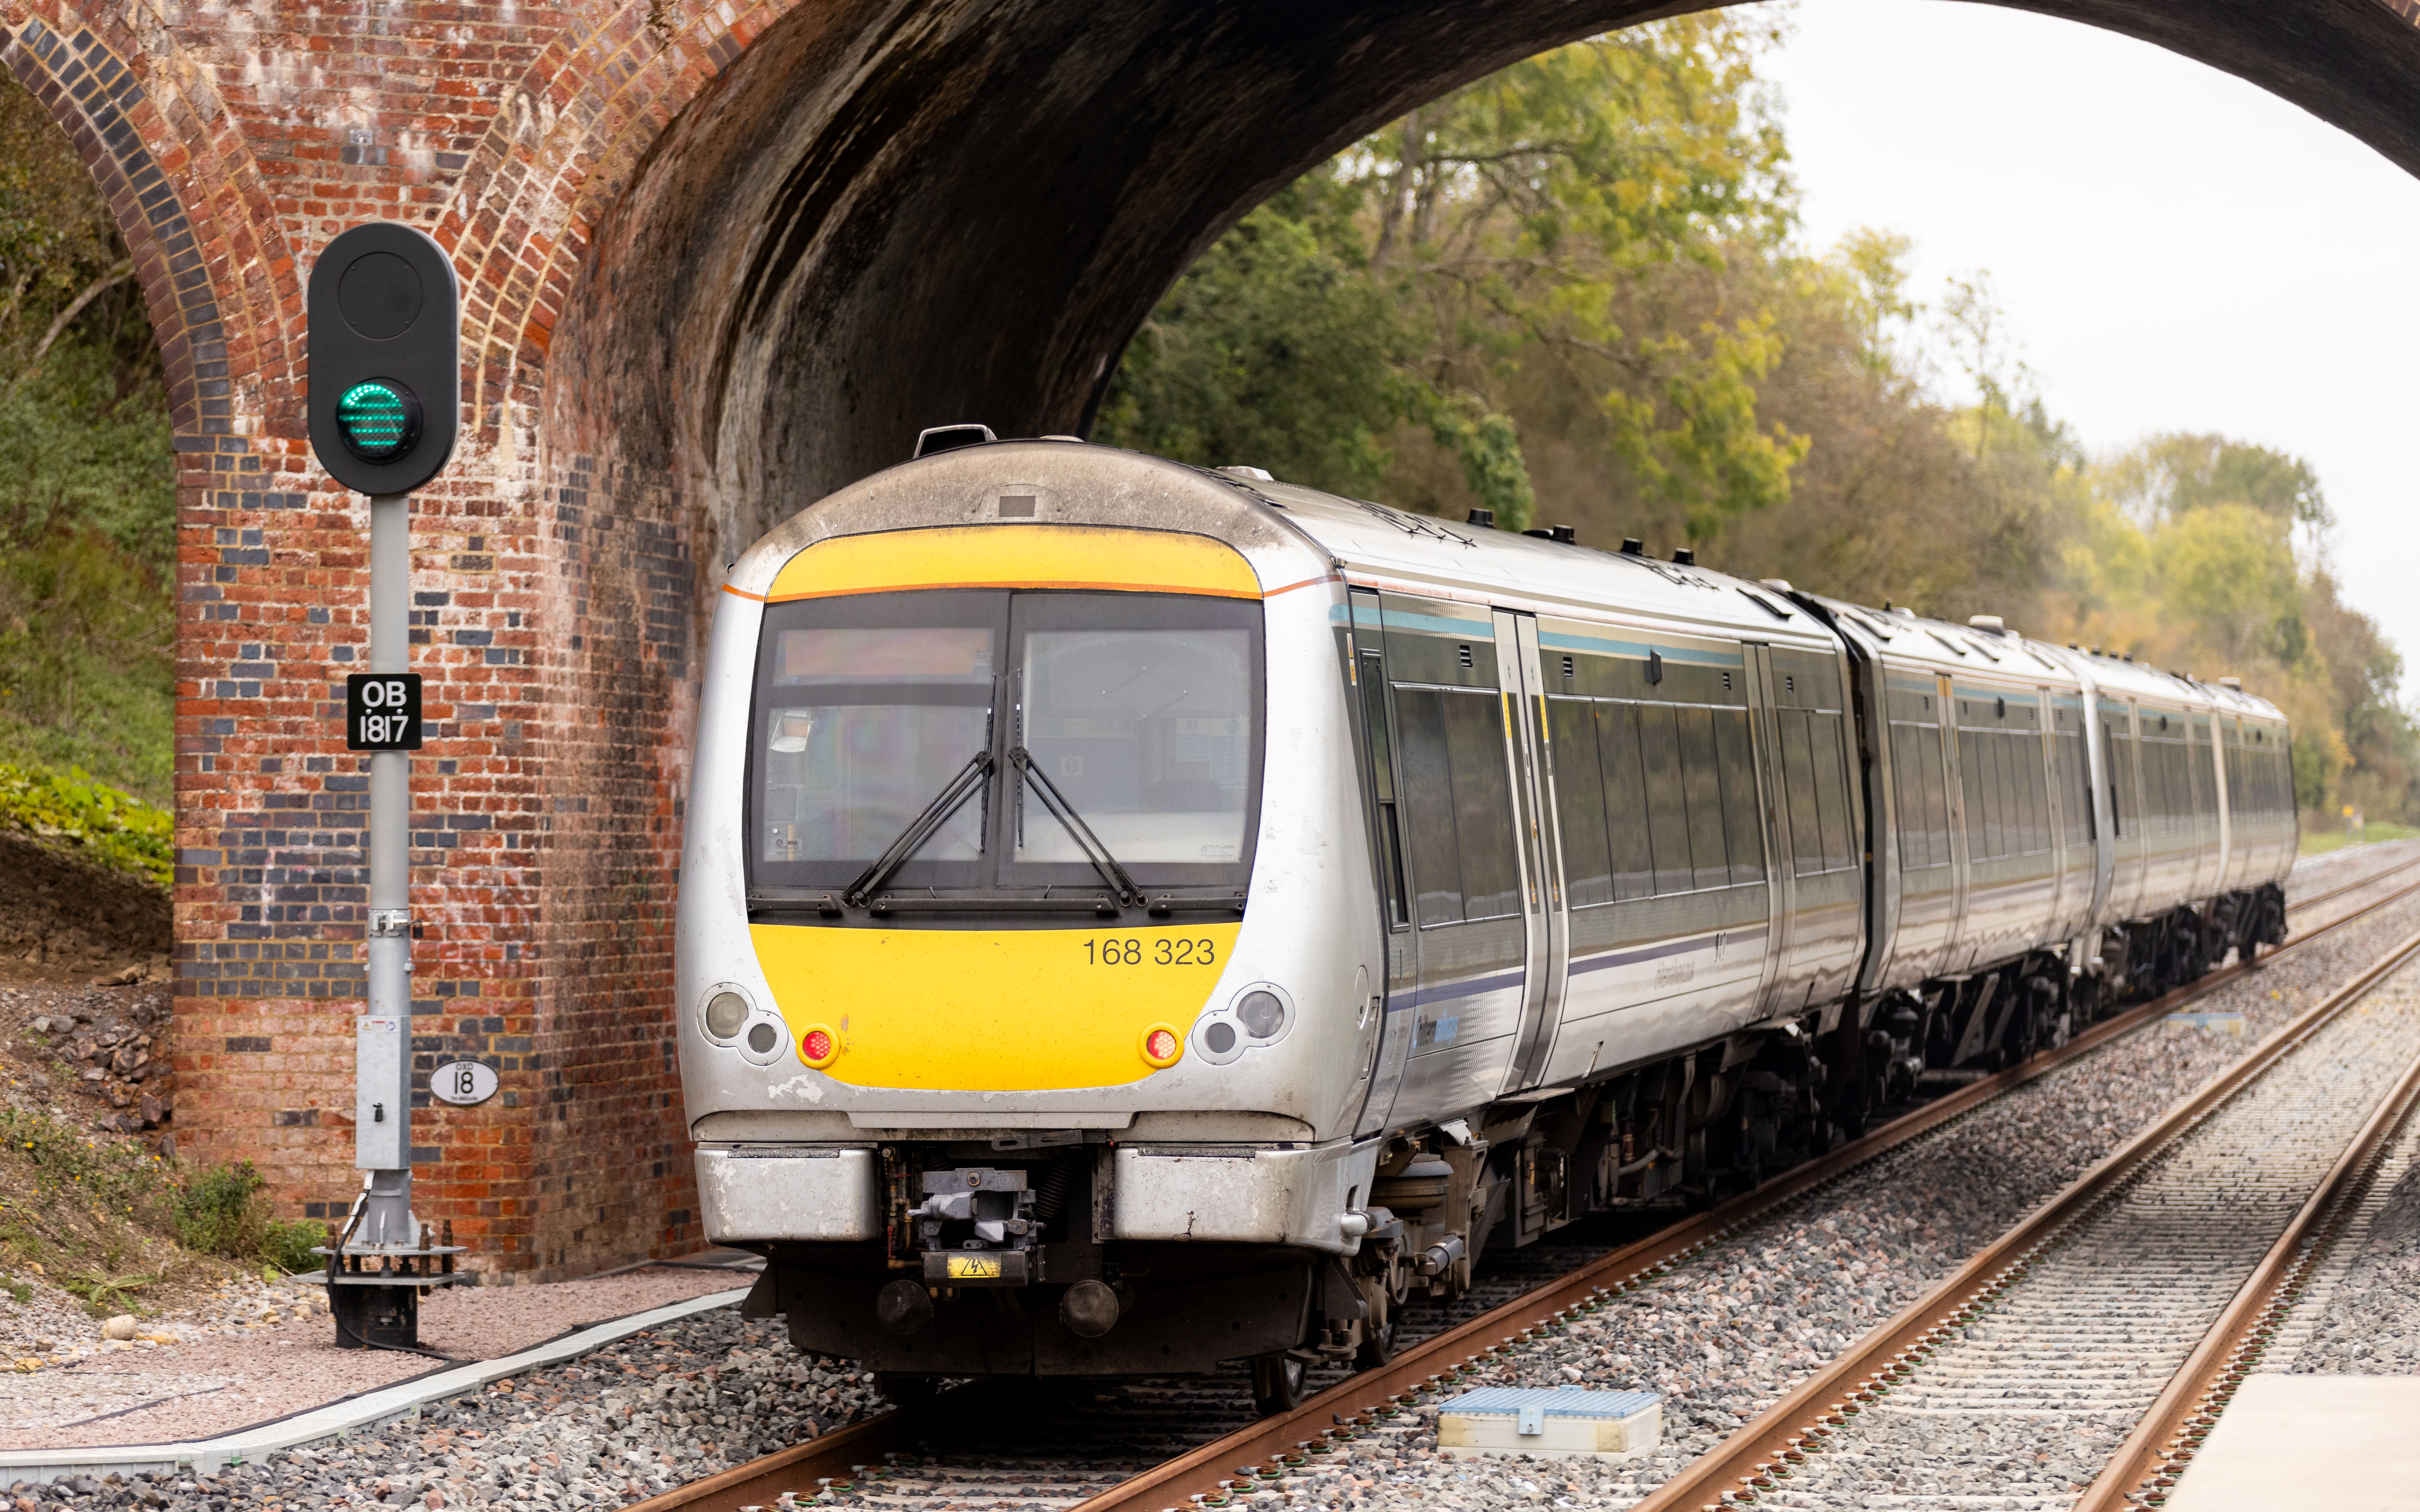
[1494,610,1569,1092]
[1348,589,1415,1137]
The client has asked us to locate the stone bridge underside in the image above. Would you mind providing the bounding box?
[1,0,2413,1273]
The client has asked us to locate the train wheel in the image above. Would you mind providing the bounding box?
[1355,1317,1398,1371]
[1250,1354,1307,1416]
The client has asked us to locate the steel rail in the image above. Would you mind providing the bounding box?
[2074,998,2420,1509]
[1626,921,2420,1512]
[619,847,2420,1512]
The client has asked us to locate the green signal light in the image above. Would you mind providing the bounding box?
[334,378,423,463]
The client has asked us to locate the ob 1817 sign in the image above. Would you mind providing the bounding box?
[347,673,423,750]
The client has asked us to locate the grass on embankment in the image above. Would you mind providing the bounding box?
[0,760,171,888]
[2300,822,2420,857]
[0,1094,327,1320]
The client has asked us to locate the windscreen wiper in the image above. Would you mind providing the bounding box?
[1009,746,1144,909]
[841,750,994,907]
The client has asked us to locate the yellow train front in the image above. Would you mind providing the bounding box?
[677,439,1385,1407]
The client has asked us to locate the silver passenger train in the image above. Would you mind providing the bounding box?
[677,437,2294,1410]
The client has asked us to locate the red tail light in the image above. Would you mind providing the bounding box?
[1140,1025,1182,1067]
[799,1026,838,1068]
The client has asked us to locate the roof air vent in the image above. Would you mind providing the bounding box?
[2219,676,2243,690]
[1219,465,1274,480]
[1968,615,2005,636]
[1620,538,1645,555]
[1760,579,1794,593]
[2123,652,2134,662]
[1523,525,1580,544]
[912,423,996,458]
[1670,547,1695,566]
[1467,508,1497,529]
[1039,434,1084,443]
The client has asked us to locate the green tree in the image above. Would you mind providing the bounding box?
[0,75,176,798]
[1100,17,1806,534]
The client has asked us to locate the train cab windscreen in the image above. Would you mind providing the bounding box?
[747,588,1263,897]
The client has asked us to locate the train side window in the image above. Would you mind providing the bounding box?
[1356,647,1410,931]
[1597,703,1655,898]
[1677,706,1731,891]
[1713,708,1764,885]
[1443,690,1523,919]
[1548,698,1614,907]
[1890,723,1939,869]
[1891,725,1928,869]
[1780,711,1823,877]
[1808,711,1853,872]
[2020,733,2048,855]
[1638,704,1694,896]
[2225,722,2246,820]
[1392,688,1465,926]
[1958,728,1991,862]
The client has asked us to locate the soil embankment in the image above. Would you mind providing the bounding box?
[0,828,170,983]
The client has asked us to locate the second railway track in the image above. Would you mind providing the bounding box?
[626,844,2420,1512]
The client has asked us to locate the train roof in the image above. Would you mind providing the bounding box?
[1256,480,1840,652]
[1786,587,2286,725]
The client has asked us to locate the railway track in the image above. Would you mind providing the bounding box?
[1633,922,2420,1508]
[625,845,2420,1512]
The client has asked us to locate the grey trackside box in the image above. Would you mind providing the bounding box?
[1436,1388,1662,1458]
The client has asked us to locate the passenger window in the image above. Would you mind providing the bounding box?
[1394,685,1523,925]
[1393,688,1464,926]
[1781,711,1824,877]
[1678,707,1730,891]
[1638,704,1693,896]
[1955,730,1984,861]
[1808,711,1852,872]
[1714,709,1763,885]
[1598,704,1655,899]
[1444,691,1521,919]
[1548,699,1613,907]
[1892,726,1925,869]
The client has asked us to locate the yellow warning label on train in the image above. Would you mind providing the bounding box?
[946,1254,1003,1281]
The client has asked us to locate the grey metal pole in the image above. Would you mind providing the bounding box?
[356,490,415,1246]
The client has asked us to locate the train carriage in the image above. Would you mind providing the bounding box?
[677,437,2293,1410]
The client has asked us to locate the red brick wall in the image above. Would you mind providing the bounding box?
[0,0,805,1278]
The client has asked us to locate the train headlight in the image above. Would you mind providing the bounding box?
[703,991,749,1041]
[1235,990,1286,1039]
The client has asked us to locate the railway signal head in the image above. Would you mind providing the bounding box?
[307,223,461,496]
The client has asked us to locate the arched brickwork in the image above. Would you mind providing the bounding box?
[8,0,2420,1276]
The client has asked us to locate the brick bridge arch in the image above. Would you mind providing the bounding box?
[5,0,2414,1274]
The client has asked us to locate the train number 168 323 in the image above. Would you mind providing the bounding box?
[1085,937,1218,966]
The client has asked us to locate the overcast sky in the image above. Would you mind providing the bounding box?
[1750,0,2420,675]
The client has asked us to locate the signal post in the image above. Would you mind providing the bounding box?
[305,224,472,1348]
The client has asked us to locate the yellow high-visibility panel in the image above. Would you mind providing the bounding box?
[766,525,1261,602]
[750,921,1244,1090]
